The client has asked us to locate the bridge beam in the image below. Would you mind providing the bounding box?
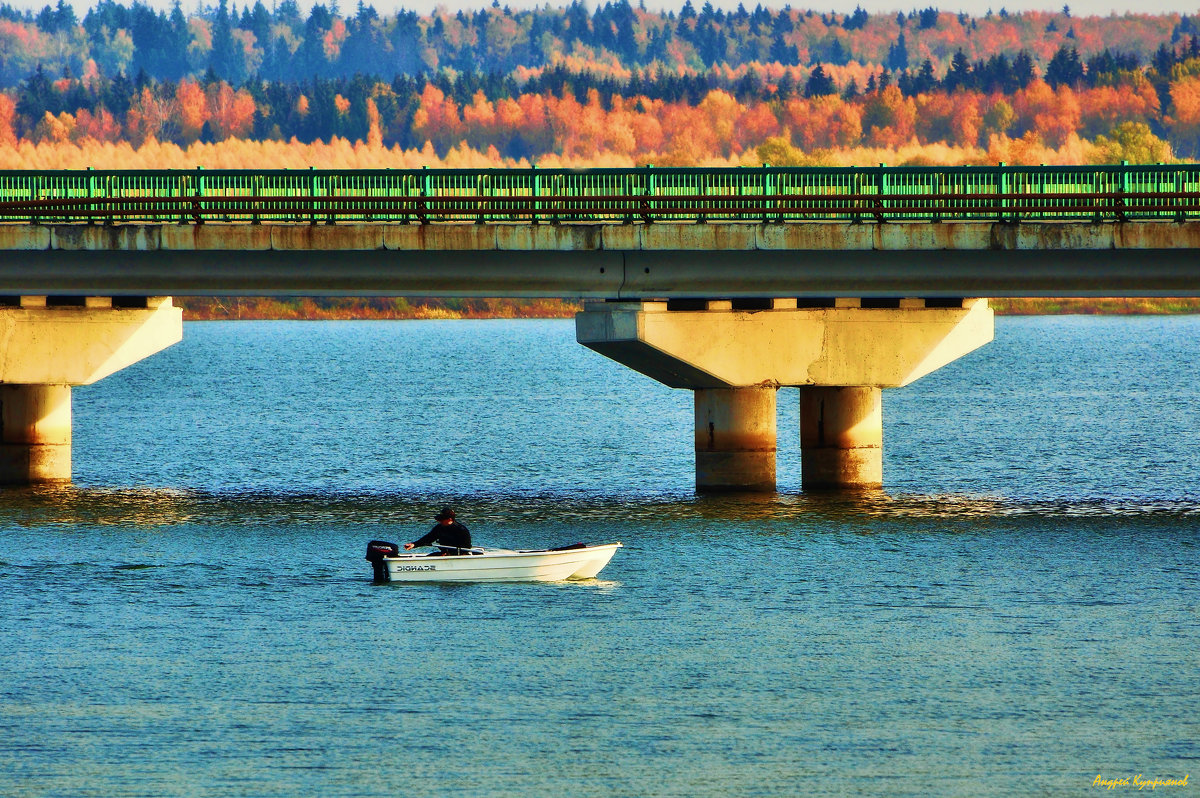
[576,298,993,491]
[0,297,182,484]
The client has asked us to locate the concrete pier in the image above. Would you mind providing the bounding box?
[0,297,182,484]
[0,384,72,483]
[577,298,993,492]
[800,386,883,489]
[695,387,777,491]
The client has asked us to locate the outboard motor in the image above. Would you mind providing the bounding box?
[365,540,400,583]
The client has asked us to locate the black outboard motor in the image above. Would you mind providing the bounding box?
[365,540,400,583]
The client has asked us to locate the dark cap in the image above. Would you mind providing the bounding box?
[435,506,455,521]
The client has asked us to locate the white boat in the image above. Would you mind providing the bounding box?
[366,540,622,583]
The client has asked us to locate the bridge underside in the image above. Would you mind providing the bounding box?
[0,218,1190,489]
[0,222,1199,298]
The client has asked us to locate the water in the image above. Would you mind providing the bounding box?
[2,317,1198,797]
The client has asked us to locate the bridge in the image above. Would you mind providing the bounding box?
[1,164,1198,490]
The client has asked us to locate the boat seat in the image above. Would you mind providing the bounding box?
[435,547,483,556]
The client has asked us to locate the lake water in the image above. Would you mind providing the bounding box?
[1,316,1197,797]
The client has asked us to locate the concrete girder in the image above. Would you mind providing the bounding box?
[3,222,1200,297]
[575,299,994,389]
[0,298,182,385]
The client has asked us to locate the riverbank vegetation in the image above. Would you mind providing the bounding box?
[173,297,1200,320]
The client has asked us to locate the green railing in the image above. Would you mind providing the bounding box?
[1,164,1199,224]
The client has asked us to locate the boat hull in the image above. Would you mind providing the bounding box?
[381,543,621,583]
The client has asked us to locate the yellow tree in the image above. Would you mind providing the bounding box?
[1167,76,1200,157]
[1090,121,1172,164]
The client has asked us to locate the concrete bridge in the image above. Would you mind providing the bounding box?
[2,164,1199,490]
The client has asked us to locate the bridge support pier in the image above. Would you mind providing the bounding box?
[0,296,182,485]
[800,386,882,489]
[0,384,72,483]
[695,387,776,491]
[577,298,993,492]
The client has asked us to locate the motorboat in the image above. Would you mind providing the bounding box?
[365,540,622,583]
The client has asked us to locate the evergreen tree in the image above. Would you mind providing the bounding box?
[886,32,908,70]
[1012,50,1035,88]
[945,48,972,91]
[210,0,242,83]
[803,64,836,97]
[844,6,868,31]
[1044,45,1083,88]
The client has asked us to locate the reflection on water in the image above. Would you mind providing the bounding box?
[5,484,1200,530]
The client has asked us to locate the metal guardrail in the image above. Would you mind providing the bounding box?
[1,165,1198,224]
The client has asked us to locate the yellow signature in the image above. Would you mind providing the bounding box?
[1094,774,1189,790]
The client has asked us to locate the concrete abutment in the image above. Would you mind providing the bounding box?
[577,298,993,492]
[0,296,182,484]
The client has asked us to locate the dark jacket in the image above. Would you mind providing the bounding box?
[411,521,472,551]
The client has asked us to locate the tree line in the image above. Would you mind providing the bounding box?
[5,2,1200,161]
[0,0,1192,87]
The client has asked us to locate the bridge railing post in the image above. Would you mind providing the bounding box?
[851,167,863,224]
[761,164,771,224]
[86,167,96,225]
[932,170,943,223]
[327,173,337,225]
[1175,168,1186,223]
[476,172,488,225]
[308,166,317,226]
[420,166,430,224]
[641,164,654,225]
[531,165,540,225]
[875,163,888,223]
[193,166,205,225]
[1118,160,1130,222]
[251,174,261,225]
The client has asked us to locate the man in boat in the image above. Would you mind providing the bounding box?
[404,507,474,555]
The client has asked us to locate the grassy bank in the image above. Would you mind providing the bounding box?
[174,297,1200,320]
[988,298,1200,314]
[176,297,581,320]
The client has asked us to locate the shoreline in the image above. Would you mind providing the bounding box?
[174,297,1200,321]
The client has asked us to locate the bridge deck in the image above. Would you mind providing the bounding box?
[1,167,1199,298]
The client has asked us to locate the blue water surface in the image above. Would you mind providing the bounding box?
[1,316,1197,797]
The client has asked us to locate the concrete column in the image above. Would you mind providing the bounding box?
[0,384,72,483]
[800,386,882,489]
[0,296,182,484]
[695,387,776,492]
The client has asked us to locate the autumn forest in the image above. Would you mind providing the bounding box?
[2,0,1200,169]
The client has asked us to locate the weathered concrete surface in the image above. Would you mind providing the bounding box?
[0,299,182,484]
[575,300,994,389]
[0,299,182,385]
[0,221,1198,296]
[0,384,72,483]
[694,387,777,491]
[578,300,992,491]
[800,386,883,489]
